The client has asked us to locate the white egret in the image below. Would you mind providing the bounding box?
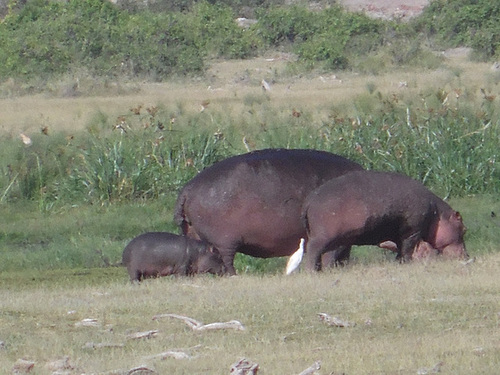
[285,238,304,275]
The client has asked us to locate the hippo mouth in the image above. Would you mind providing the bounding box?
[440,243,469,259]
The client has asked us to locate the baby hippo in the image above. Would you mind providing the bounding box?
[122,232,224,281]
[302,170,468,271]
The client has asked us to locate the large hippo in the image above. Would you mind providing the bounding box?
[174,148,364,275]
[122,232,224,281]
[302,170,468,271]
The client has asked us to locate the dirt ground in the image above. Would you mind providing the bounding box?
[338,0,429,20]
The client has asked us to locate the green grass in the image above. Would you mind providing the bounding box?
[0,55,499,375]
[1,85,499,208]
[0,194,498,274]
[0,54,499,275]
[1,79,499,273]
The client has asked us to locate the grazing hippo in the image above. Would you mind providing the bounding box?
[122,232,224,281]
[174,149,363,275]
[302,170,468,271]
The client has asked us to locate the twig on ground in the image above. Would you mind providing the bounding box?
[152,313,246,331]
[126,330,159,340]
[298,360,321,375]
[318,313,355,327]
[12,359,35,374]
[142,350,191,360]
[230,358,259,374]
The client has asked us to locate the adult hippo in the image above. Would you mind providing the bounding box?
[302,170,468,271]
[122,232,224,281]
[174,149,363,275]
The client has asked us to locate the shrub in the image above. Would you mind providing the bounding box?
[256,5,384,71]
[184,1,256,59]
[410,0,500,57]
[0,0,256,82]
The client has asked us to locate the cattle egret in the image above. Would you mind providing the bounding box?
[261,79,271,92]
[286,238,304,275]
[200,99,210,112]
[19,133,32,146]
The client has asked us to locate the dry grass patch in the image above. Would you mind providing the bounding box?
[1,54,498,136]
[1,253,500,374]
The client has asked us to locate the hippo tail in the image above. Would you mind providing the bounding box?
[301,208,311,236]
[174,189,189,235]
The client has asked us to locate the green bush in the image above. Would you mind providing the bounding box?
[1,0,499,83]
[410,0,500,58]
[257,5,384,70]
[0,0,256,81]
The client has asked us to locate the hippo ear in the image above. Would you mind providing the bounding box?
[209,246,220,255]
[453,211,467,232]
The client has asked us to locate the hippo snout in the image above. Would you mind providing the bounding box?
[441,243,469,259]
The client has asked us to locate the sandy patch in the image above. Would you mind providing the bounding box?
[338,0,429,20]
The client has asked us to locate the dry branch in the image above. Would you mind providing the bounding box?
[416,361,444,374]
[83,342,125,349]
[103,365,156,375]
[45,356,74,372]
[298,360,321,375]
[143,350,191,360]
[195,320,246,331]
[152,313,246,331]
[74,318,100,327]
[126,330,159,340]
[152,313,201,328]
[127,366,156,375]
[12,359,35,374]
[318,313,355,327]
[230,358,259,374]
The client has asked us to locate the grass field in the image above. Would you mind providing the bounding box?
[0,49,496,135]
[1,52,499,373]
[1,254,500,374]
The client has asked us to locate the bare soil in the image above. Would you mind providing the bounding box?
[338,0,429,20]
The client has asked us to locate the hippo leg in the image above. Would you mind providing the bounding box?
[321,251,336,268]
[305,237,334,271]
[321,246,351,268]
[127,268,141,282]
[220,250,237,276]
[399,232,422,262]
[333,245,351,265]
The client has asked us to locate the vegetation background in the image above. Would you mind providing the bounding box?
[0,0,499,373]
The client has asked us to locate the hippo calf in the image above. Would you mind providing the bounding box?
[174,148,363,275]
[302,170,468,271]
[122,232,224,281]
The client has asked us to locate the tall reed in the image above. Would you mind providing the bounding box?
[1,88,498,208]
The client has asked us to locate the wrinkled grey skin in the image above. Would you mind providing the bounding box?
[302,170,468,271]
[174,148,363,275]
[122,232,224,281]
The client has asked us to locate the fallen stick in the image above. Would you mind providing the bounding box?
[74,318,100,327]
[318,313,355,327]
[102,365,156,375]
[143,350,191,360]
[126,330,159,340]
[195,320,245,331]
[152,313,246,331]
[230,358,259,374]
[153,313,201,328]
[298,360,321,375]
[83,342,125,349]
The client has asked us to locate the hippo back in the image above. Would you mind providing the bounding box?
[174,149,362,274]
